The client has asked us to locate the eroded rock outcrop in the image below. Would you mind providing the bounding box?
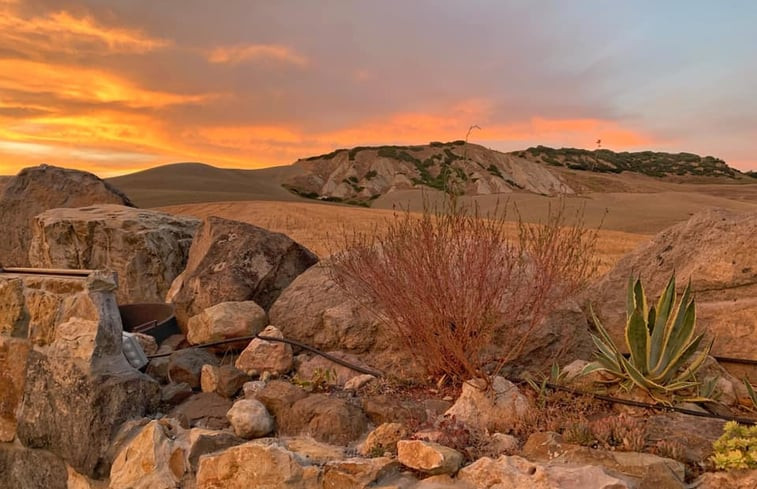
[29,204,199,304]
[167,216,318,329]
[0,165,133,267]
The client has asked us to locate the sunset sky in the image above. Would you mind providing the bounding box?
[1,1,755,177]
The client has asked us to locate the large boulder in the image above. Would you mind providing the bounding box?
[167,216,318,329]
[588,209,757,361]
[0,164,133,267]
[269,263,416,377]
[445,377,531,433]
[28,204,199,304]
[0,335,31,441]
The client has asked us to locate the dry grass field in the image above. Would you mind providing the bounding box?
[159,200,649,275]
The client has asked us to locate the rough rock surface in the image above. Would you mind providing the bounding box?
[696,470,757,489]
[227,399,275,439]
[322,457,401,489]
[187,300,267,345]
[109,419,188,489]
[0,164,133,267]
[29,204,199,304]
[168,348,219,389]
[167,216,318,329]
[270,263,417,377]
[254,380,308,419]
[588,209,757,361]
[359,422,409,456]
[0,336,31,441]
[0,443,68,489]
[397,440,463,475]
[445,377,530,433]
[457,455,630,489]
[16,351,159,479]
[170,393,233,430]
[295,351,370,387]
[196,440,321,489]
[280,393,369,445]
[235,325,293,375]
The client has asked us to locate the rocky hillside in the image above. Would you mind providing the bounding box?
[283,142,574,206]
[517,145,740,178]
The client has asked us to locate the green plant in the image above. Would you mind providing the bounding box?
[743,378,757,410]
[584,274,713,402]
[563,422,595,446]
[589,414,647,451]
[292,367,336,392]
[711,421,757,470]
[654,440,685,461]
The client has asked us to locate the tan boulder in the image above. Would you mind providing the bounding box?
[295,351,370,387]
[269,263,418,378]
[235,325,293,375]
[397,440,463,475]
[445,377,530,433]
[587,209,757,361]
[187,300,267,345]
[29,204,199,304]
[196,440,321,489]
[279,436,345,465]
[167,216,318,329]
[109,419,189,489]
[280,393,369,445]
[457,455,629,489]
[0,164,133,267]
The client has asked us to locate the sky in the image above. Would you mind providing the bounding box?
[0,0,756,177]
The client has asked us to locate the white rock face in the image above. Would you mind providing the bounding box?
[397,440,463,475]
[28,204,199,304]
[187,301,267,345]
[226,399,274,439]
[445,377,531,433]
[235,325,293,375]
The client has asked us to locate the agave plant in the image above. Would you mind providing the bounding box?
[584,274,713,400]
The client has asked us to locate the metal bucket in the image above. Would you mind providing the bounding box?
[118,303,179,344]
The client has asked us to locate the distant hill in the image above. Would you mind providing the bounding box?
[107,162,303,208]
[283,141,573,206]
[515,145,740,178]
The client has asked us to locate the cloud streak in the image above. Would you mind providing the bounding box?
[206,44,307,67]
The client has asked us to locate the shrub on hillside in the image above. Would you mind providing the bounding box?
[330,199,599,384]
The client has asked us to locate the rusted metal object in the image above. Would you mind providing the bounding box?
[118,303,179,343]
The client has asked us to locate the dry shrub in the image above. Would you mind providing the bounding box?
[330,198,599,384]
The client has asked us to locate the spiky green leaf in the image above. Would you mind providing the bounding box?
[625,307,650,373]
[649,275,676,367]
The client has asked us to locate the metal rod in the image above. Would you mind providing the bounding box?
[1,267,94,276]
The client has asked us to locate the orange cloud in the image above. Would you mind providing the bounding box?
[0,59,211,108]
[206,44,307,67]
[0,8,169,56]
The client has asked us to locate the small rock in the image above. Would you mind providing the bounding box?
[132,333,159,356]
[168,348,219,389]
[360,423,409,456]
[362,395,426,426]
[216,364,250,398]
[696,469,757,489]
[170,393,232,430]
[345,374,376,391]
[160,382,194,405]
[445,376,530,432]
[323,457,401,489]
[227,399,274,439]
[487,433,520,455]
[186,300,267,345]
[201,364,220,393]
[235,325,293,375]
[255,380,308,419]
[397,440,463,475]
[242,380,266,399]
